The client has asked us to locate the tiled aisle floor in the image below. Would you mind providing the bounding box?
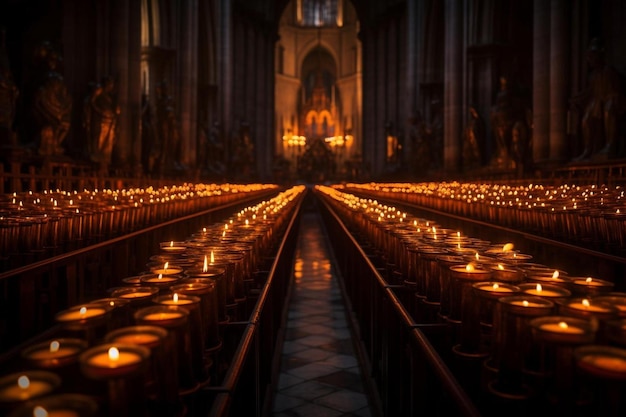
[272,210,373,417]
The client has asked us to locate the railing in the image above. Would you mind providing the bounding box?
[315,189,481,417]
[0,189,280,354]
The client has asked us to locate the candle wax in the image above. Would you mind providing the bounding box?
[28,346,79,360]
[0,380,53,401]
[581,355,626,372]
[118,292,152,299]
[148,270,181,276]
[56,308,106,322]
[567,302,612,313]
[45,410,80,417]
[524,289,564,297]
[112,333,160,345]
[509,300,545,308]
[87,351,141,368]
[539,323,585,334]
[573,279,607,287]
[478,285,513,293]
[141,312,182,321]
[159,299,194,306]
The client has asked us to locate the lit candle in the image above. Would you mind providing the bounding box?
[520,283,571,299]
[569,276,615,296]
[55,305,107,323]
[0,371,60,403]
[575,345,626,379]
[539,320,585,335]
[530,316,595,344]
[160,241,186,253]
[6,394,98,417]
[149,262,183,276]
[80,344,149,379]
[21,339,87,369]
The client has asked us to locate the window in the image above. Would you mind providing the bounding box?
[298,0,342,27]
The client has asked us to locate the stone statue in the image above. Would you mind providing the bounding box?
[510,120,530,175]
[89,76,120,169]
[231,121,255,178]
[155,80,182,173]
[140,93,158,174]
[463,105,485,169]
[408,111,431,176]
[0,29,18,147]
[571,38,625,160]
[32,42,72,156]
[490,76,517,168]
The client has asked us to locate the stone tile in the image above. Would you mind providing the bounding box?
[281,380,337,401]
[298,315,334,324]
[315,390,369,413]
[290,402,343,417]
[320,354,358,369]
[296,323,334,335]
[318,340,356,355]
[353,406,373,417]
[282,340,310,354]
[296,334,336,347]
[292,347,335,362]
[273,393,306,412]
[286,362,339,379]
[315,370,365,392]
[281,355,311,371]
[285,327,312,341]
[277,372,305,390]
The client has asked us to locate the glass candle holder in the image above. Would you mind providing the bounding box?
[7,393,98,417]
[489,296,554,399]
[568,277,615,297]
[472,282,520,355]
[530,315,596,409]
[152,293,208,384]
[605,319,626,347]
[489,263,525,284]
[139,273,182,293]
[185,265,228,324]
[0,371,61,413]
[574,345,626,416]
[105,325,180,413]
[134,305,196,393]
[54,303,111,345]
[594,294,626,319]
[79,343,150,417]
[435,254,464,320]
[110,286,159,311]
[159,241,187,255]
[171,280,221,351]
[519,282,571,300]
[90,297,132,331]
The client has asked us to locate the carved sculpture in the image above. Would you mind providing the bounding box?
[463,105,485,169]
[89,76,119,169]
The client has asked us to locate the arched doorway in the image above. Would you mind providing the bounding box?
[274,0,362,182]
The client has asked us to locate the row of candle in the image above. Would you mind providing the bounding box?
[316,185,626,412]
[339,182,626,254]
[0,183,277,268]
[0,185,306,416]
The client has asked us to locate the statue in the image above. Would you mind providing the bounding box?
[231,121,255,179]
[89,76,120,170]
[490,76,517,168]
[155,80,182,173]
[428,99,444,170]
[510,120,530,175]
[32,42,72,156]
[462,105,485,170]
[0,29,18,147]
[571,38,626,160]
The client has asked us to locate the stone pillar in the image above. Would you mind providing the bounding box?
[549,0,569,161]
[218,0,233,164]
[179,0,199,168]
[443,0,463,172]
[532,0,550,162]
[111,0,131,167]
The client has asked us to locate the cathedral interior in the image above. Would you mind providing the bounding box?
[1,1,626,417]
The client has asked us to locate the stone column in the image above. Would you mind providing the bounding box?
[443,0,463,172]
[218,0,233,164]
[111,0,131,167]
[178,0,199,168]
[532,0,550,162]
[128,0,142,172]
[549,0,569,161]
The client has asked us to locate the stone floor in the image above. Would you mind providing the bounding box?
[271,210,373,417]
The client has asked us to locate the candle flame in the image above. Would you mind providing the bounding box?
[164,262,169,270]
[245,219,249,226]
[522,300,529,307]
[456,231,460,238]
[108,347,120,361]
[224,224,228,230]
[158,274,163,280]
[503,243,514,252]
[79,306,87,316]
[173,293,179,303]
[536,283,543,293]
[169,241,174,247]
[17,375,29,389]
[582,299,590,308]
[202,227,207,233]
[585,277,593,284]
[109,301,115,307]
[497,264,505,270]
[210,251,215,264]
[33,406,48,417]
[558,321,568,330]
[49,340,60,353]
[492,283,500,290]
[475,253,480,261]
[552,270,559,279]
[465,263,475,272]
[203,255,208,272]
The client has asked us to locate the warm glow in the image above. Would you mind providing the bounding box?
[164,262,169,270]
[465,264,475,272]
[173,293,179,303]
[203,255,208,272]
[49,340,60,353]
[503,243,514,252]
[552,270,559,279]
[558,321,568,330]
[492,283,500,290]
[17,375,29,389]
[475,253,480,261]
[108,347,120,361]
[585,277,593,283]
[169,241,174,247]
[522,300,529,307]
[158,274,163,280]
[582,299,591,308]
[210,251,215,264]
[536,283,543,293]
[498,264,505,270]
[79,307,87,316]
